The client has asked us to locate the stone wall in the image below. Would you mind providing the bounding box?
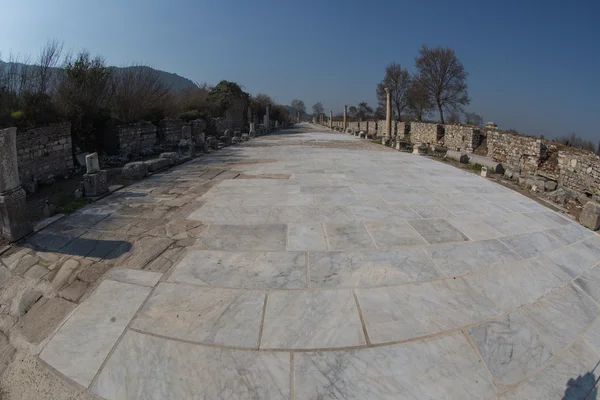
[115,122,157,155]
[158,119,186,145]
[487,130,545,174]
[410,122,443,145]
[444,125,482,153]
[16,123,73,184]
[397,122,408,138]
[558,150,600,196]
[367,120,377,136]
[348,122,360,132]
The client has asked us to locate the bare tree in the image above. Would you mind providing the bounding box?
[414,45,470,124]
[112,65,171,123]
[556,133,596,153]
[406,79,434,121]
[356,102,373,120]
[348,106,358,120]
[464,112,483,126]
[376,62,410,121]
[35,39,63,94]
[374,105,385,119]
[290,99,306,114]
[447,109,462,124]
[312,102,324,116]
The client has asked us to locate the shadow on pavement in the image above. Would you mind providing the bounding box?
[564,362,599,400]
[26,234,131,260]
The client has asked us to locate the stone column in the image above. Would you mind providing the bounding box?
[385,88,392,139]
[297,111,300,123]
[343,105,348,129]
[329,111,333,128]
[0,127,32,241]
[265,105,271,130]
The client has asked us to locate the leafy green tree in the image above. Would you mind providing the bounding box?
[206,80,249,117]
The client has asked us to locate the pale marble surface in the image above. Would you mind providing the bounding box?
[195,223,287,251]
[187,205,273,223]
[575,264,600,304]
[294,332,496,399]
[468,312,553,385]
[520,284,599,353]
[132,282,265,347]
[268,205,355,223]
[466,258,570,310]
[323,222,376,250]
[362,220,428,249]
[445,216,503,240]
[168,250,306,288]
[406,219,469,244]
[541,240,600,278]
[356,278,498,343]
[426,239,521,275]
[108,268,162,287]
[309,250,442,287]
[287,222,327,251]
[547,222,596,245]
[409,205,455,219]
[92,330,291,399]
[500,231,565,259]
[40,280,151,387]
[348,204,419,221]
[501,339,599,399]
[261,289,365,349]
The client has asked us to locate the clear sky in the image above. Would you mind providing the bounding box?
[0,0,598,142]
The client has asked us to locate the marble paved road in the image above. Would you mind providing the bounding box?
[39,125,600,399]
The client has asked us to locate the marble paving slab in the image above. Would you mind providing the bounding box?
[426,239,522,276]
[168,250,306,289]
[356,278,498,343]
[40,280,151,387]
[520,284,599,353]
[294,331,496,399]
[406,219,469,245]
[195,223,287,251]
[309,249,443,288]
[260,289,365,349]
[323,222,376,250]
[468,312,553,385]
[132,282,265,347]
[92,330,290,399]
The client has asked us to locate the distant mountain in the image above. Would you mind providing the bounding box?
[0,60,197,92]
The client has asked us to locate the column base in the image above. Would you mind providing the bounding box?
[0,187,32,242]
[83,170,109,197]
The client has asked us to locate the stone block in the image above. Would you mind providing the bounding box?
[85,152,100,174]
[0,187,32,242]
[160,152,178,160]
[413,144,428,155]
[241,133,249,141]
[580,201,600,231]
[181,125,192,140]
[545,181,558,192]
[122,162,149,180]
[12,297,76,354]
[145,158,171,172]
[83,170,108,197]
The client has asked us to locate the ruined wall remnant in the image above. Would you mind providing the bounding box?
[444,125,482,153]
[16,122,73,184]
[487,130,544,174]
[348,122,360,132]
[115,122,157,155]
[410,122,443,145]
[158,119,186,145]
[558,150,600,196]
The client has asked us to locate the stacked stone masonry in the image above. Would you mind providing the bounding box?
[558,150,600,196]
[16,123,73,185]
[158,119,186,145]
[487,130,545,174]
[444,125,482,153]
[115,122,157,155]
[410,122,443,145]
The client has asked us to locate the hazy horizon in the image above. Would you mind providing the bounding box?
[1,0,598,142]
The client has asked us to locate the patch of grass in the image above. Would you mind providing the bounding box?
[470,163,483,173]
[57,197,92,214]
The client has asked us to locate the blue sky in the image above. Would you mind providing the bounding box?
[0,0,598,142]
